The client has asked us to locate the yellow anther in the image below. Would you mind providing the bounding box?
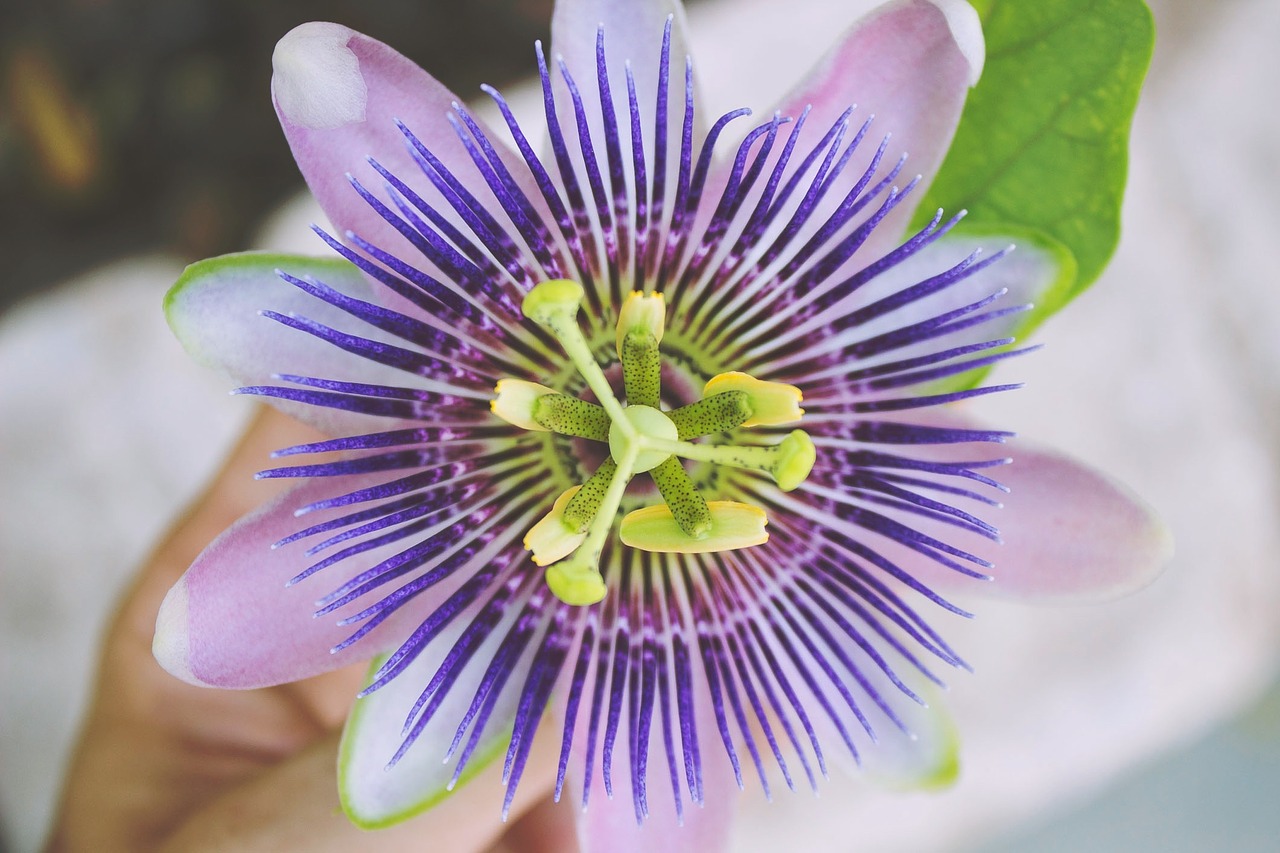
[524,486,588,566]
[704,372,804,427]
[620,500,769,553]
[491,379,557,431]
[616,290,666,358]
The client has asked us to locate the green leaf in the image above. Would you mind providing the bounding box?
[915,0,1154,304]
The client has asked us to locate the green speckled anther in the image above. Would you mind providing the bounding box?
[668,392,753,440]
[562,458,618,532]
[649,457,712,538]
[533,395,610,440]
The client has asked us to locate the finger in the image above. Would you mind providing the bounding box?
[158,729,561,853]
[487,792,579,853]
[47,408,340,851]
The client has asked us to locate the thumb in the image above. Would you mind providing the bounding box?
[158,729,562,853]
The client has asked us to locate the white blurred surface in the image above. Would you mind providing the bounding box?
[2,0,1278,851]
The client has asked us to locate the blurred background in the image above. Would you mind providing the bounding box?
[2,0,1278,851]
[0,0,556,313]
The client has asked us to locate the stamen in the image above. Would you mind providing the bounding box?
[562,458,619,532]
[615,291,667,355]
[649,457,712,538]
[618,291,666,406]
[621,329,662,407]
[643,430,817,492]
[491,379,557,431]
[620,501,769,553]
[546,444,637,606]
[667,391,754,439]
[525,486,589,566]
[703,372,804,427]
[523,280,630,430]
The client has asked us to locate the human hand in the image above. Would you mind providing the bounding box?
[45,406,573,853]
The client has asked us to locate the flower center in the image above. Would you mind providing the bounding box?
[492,279,814,606]
[609,406,678,473]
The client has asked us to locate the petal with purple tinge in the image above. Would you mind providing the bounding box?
[272,23,543,274]
[563,660,737,853]
[153,475,454,689]
[165,251,447,436]
[981,438,1173,602]
[740,0,983,261]
[551,0,698,169]
[850,423,1173,604]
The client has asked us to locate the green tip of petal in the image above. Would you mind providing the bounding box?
[522,279,584,324]
[920,740,962,791]
[620,500,769,554]
[774,430,816,491]
[545,561,607,606]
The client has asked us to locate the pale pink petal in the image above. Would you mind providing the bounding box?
[552,0,698,145]
[272,22,542,274]
[719,0,982,262]
[824,420,1173,604]
[166,251,422,436]
[978,436,1174,602]
[560,656,737,853]
[153,475,454,689]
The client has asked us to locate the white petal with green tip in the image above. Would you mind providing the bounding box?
[860,226,1075,349]
[338,631,518,828]
[165,251,418,434]
[776,227,1075,393]
[859,679,961,791]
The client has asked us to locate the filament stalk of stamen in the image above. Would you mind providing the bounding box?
[649,456,712,538]
[533,394,610,440]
